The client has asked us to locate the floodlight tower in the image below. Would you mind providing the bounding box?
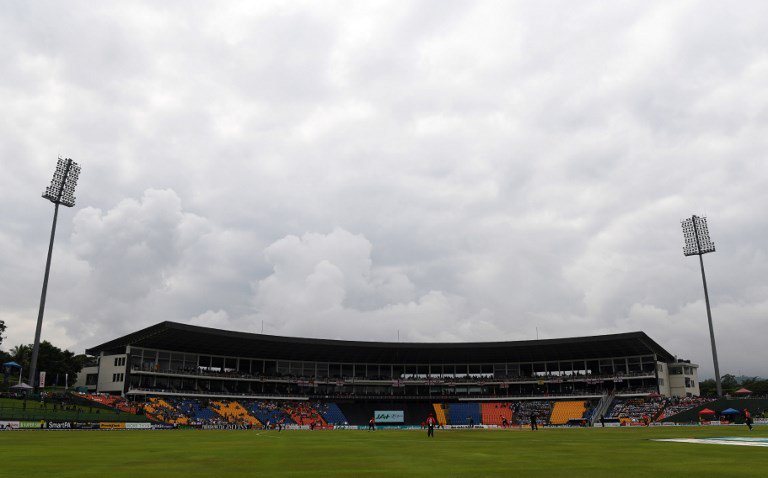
[28,157,81,389]
[681,215,722,397]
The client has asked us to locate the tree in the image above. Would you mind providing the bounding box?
[0,319,5,348]
[721,374,738,393]
[699,379,717,397]
[10,344,31,368]
[741,377,768,396]
[9,342,83,387]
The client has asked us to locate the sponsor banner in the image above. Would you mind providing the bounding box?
[73,422,100,430]
[100,422,126,430]
[374,410,404,423]
[39,371,46,388]
[125,422,152,430]
[47,422,72,429]
[19,421,44,429]
[152,424,176,430]
[0,421,20,430]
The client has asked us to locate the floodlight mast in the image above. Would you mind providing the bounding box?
[29,157,80,390]
[681,215,722,397]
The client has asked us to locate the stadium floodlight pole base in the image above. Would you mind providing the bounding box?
[29,202,60,390]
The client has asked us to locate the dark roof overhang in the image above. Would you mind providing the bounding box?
[85,321,675,364]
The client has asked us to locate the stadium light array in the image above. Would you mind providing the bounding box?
[681,215,722,397]
[28,158,81,390]
[42,157,81,207]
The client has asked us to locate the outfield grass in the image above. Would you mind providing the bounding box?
[2,426,766,477]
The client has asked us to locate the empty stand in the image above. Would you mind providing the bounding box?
[211,400,261,426]
[319,403,348,425]
[433,403,448,425]
[549,401,586,425]
[481,402,512,426]
[447,403,481,426]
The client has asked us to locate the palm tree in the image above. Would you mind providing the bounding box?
[10,344,32,369]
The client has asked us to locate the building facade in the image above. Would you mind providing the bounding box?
[77,321,699,400]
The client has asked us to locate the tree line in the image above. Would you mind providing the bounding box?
[699,374,768,397]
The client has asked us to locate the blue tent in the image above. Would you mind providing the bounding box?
[721,408,740,414]
[3,361,23,386]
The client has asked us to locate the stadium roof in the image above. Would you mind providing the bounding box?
[86,322,676,364]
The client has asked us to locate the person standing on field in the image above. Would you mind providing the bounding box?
[530,412,538,431]
[426,413,437,438]
[745,409,753,431]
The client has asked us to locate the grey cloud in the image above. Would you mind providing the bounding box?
[1,1,767,377]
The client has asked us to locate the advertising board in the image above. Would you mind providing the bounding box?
[0,421,20,430]
[374,410,404,423]
[99,422,126,430]
[125,422,153,429]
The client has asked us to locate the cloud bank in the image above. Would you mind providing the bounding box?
[1,1,767,376]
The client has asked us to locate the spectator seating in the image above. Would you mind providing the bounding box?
[432,403,448,425]
[513,400,553,425]
[549,401,587,425]
[659,396,716,420]
[481,402,513,426]
[83,393,139,414]
[606,398,665,422]
[245,400,294,426]
[183,400,217,421]
[285,401,326,426]
[319,402,348,425]
[448,402,481,426]
[211,400,261,426]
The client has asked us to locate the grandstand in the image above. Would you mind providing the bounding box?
[71,321,703,426]
[480,402,512,426]
[605,397,666,423]
[550,401,587,425]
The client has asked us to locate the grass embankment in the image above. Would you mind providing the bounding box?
[0,398,147,422]
[2,426,767,477]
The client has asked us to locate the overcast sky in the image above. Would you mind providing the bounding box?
[2,1,767,377]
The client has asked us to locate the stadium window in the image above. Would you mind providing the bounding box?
[211,356,224,371]
[303,362,315,377]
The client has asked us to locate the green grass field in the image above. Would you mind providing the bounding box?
[2,426,766,477]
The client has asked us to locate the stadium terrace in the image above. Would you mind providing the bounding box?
[78,321,699,403]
